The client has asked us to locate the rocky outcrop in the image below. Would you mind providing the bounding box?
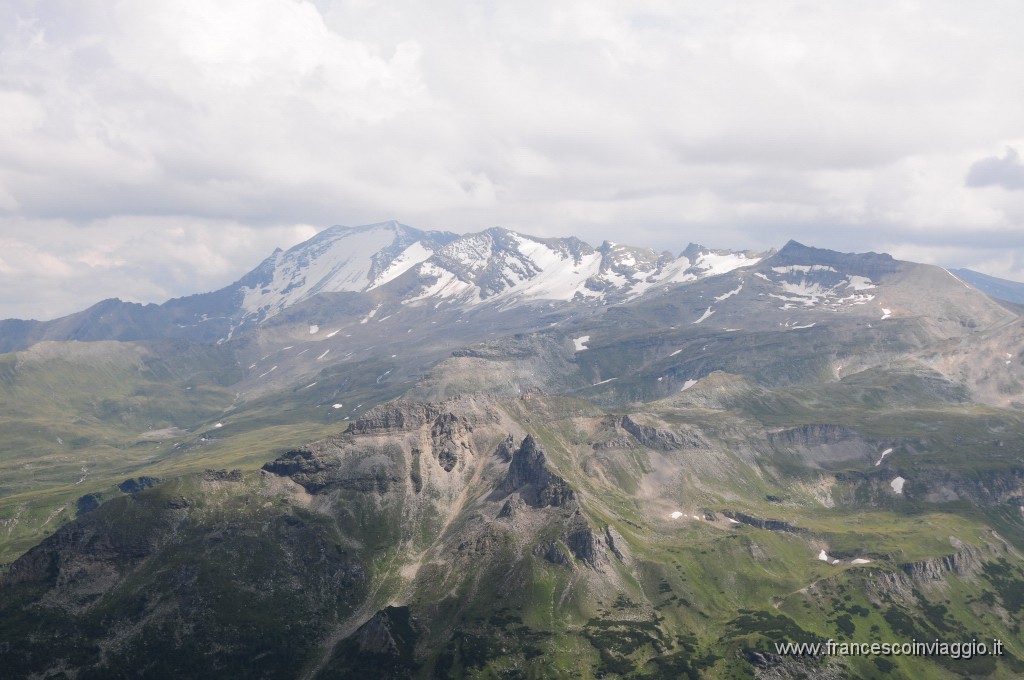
[430,412,473,472]
[899,538,985,583]
[620,415,708,451]
[262,442,401,494]
[117,476,160,494]
[346,401,449,434]
[495,434,516,462]
[202,469,243,482]
[722,511,806,535]
[500,435,576,508]
[351,606,417,660]
[565,525,610,570]
[535,522,625,571]
[533,540,572,566]
[864,540,992,605]
[768,424,859,447]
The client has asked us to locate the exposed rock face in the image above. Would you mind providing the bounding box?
[495,433,516,462]
[620,415,708,451]
[263,446,342,493]
[768,424,859,447]
[117,476,160,494]
[345,606,418,669]
[723,511,807,535]
[262,442,401,494]
[75,494,101,517]
[899,539,985,583]
[430,412,473,472]
[347,401,448,434]
[564,524,610,570]
[500,435,576,508]
[533,541,572,566]
[534,522,624,571]
[865,538,992,604]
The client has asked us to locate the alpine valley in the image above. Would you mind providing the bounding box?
[2,221,1024,679]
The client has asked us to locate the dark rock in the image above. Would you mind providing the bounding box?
[722,511,805,534]
[495,433,516,462]
[565,525,609,570]
[533,540,572,566]
[603,525,625,561]
[497,496,523,519]
[263,443,400,494]
[117,476,161,494]
[75,493,102,517]
[166,496,190,509]
[409,448,422,493]
[500,435,576,508]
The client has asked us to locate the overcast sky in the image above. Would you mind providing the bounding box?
[1,1,1023,320]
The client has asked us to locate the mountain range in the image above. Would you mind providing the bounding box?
[1,222,1023,678]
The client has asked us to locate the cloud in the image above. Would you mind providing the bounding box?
[1,0,1023,316]
[965,148,1024,190]
[0,217,318,320]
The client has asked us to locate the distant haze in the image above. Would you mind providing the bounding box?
[1,1,1022,320]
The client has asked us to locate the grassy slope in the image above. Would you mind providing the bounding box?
[0,340,399,567]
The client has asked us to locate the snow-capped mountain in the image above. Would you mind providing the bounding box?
[237,221,459,321]
[237,222,767,320]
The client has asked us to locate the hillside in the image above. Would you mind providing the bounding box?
[1,226,1023,678]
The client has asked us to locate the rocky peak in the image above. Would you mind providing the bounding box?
[501,435,576,508]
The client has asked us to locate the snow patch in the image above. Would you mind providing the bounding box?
[316,349,330,360]
[573,335,591,351]
[670,349,682,357]
[846,276,876,291]
[789,322,816,330]
[369,241,435,288]
[818,549,830,562]
[671,511,683,519]
[880,307,892,320]
[693,306,714,324]
[694,252,762,276]
[851,558,872,564]
[890,476,905,493]
[332,403,343,409]
[680,379,698,391]
[714,283,743,301]
[214,422,223,428]
[875,448,893,466]
[326,330,339,338]
[594,377,618,385]
[257,366,278,379]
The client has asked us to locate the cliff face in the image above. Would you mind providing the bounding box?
[500,435,576,507]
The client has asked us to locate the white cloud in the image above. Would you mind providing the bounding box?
[1,0,1023,319]
[0,217,317,320]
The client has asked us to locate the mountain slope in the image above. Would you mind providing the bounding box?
[2,230,1024,678]
[3,389,1023,678]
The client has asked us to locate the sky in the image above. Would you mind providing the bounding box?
[1,0,1023,321]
